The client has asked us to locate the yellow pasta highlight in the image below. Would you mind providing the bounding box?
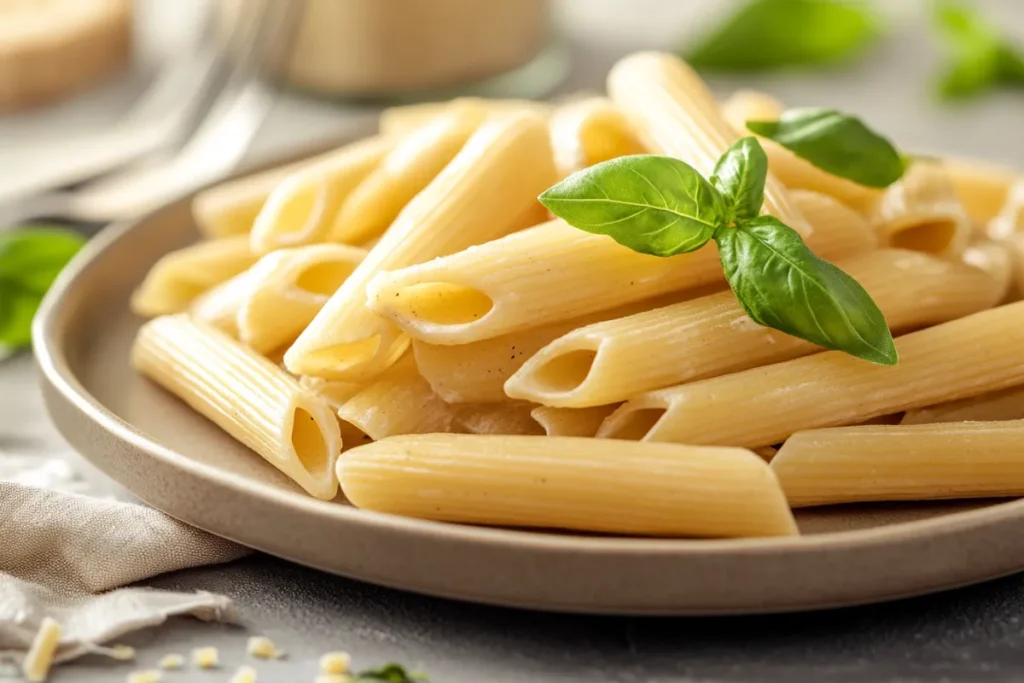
[549,97,646,177]
[901,386,1024,425]
[599,301,1024,448]
[507,249,1003,407]
[607,52,808,233]
[339,434,798,537]
[873,161,971,256]
[379,97,553,137]
[132,315,341,499]
[942,156,1017,228]
[772,421,1024,507]
[284,111,556,381]
[249,135,393,254]
[333,101,487,246]
[131,236,256,318]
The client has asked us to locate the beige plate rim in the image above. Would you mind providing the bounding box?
[32,145,1024,615]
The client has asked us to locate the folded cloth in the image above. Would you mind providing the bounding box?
[0,482,250,665]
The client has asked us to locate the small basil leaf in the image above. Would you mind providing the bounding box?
[715,216,897,365]
[746,108,904,188]
[687,0,878,72]
[354,663,426,682]
[711,137,768,222]
[0,287,43,349]
[539,155,725,257]
[0,227,86,295]
[933,0,1024,100]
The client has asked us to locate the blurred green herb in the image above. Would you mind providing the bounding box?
[352,663,428,682]
[933,0,1024,100]
[0,227,85,350]
[687,0,878,72]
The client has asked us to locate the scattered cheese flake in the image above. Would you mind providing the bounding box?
[192,646,219,669]
[315,676,350,683]
[126,670,161,683]
[157,653,185,670]
[246,636,281,659]
[319,652,352,675]
[108,645,136,661]
[22,617,61,683]
[229,664,258,683]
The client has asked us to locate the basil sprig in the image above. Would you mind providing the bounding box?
[0,227,85,351]
[933,0,1024,100]
[353,663,428,682]
[538,138,898,366]
[746,108,905,188]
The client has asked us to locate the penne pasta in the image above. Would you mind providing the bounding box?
[872,161,971,256]
[506,249,1003,407]
[771,421,1024,507]
[379,98,554,137]
[548,97,646,177]
[607,52,808,233]
[131,236,257,318]
[335,355,460,440]
[454,402,545,436]
[721,90,883,214]
[942,157,1017,228]
[189,269,253,337]
[333,101,487,246]
[598,302,1024,448]
[132,315,341,499]
[285,112,556,381]
[249,135,393,254]
[988,178,1024,240]
[962,240,1014,302]
[901,386,1024,425]
[339,434,799,537]
[298,375,363,412]
[367,193,875,346]
[530,404,618,437]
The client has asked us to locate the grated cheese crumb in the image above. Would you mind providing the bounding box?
[315,676,350,683]
[108,645,136,661]
[157,653,185,670]
[229,664,258,683]
[246,635,282,660]
[125,670,161,683]
[192,646,219,669]
[319,652,351,675]
[22,617,61,683]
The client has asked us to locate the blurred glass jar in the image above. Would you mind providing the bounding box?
[219,0,564,101]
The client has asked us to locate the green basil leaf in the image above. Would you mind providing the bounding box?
[933,0,1024,100]
[711,137,768,222]
[715,216,897,365]
[687,0,878,72]
[746,108,904,188]
[0,227,86,295]
[0,287,43,349]
[354,663,426,682]
[538,155,725,257]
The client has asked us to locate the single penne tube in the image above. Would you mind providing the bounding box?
[530,404,619,437]
[548,97,646,177]
[962,240,1014,302]
[988,179,1024,239]
[285,112,556,381]
[506,249,1003,407]
[454,402,545,436]
[335,355,460,440]
[131,236,257,318]
[367,193,875,346]
[901,386,1024,425]
[249,135,393,254]
[942,156,1017,228]
[771,421,1024,507]
[237,244,366,354]
[720,90,883,214]
[872,161,971,256]
[607,52,808,234]
[332,101,487,246]
[378,97,554,137]
[189,269,254,337]
[298,375,363,412]
[598,301,1024,448]
[132,315,341,499]
[339,434,799,538]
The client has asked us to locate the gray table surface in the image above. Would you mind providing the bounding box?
[7,2,1024,680]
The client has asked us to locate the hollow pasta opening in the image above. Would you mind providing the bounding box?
[528,349,598,395]
[601,407,666,441]
[888,219,958,254]
[274,180,325,238]
[294,260,356,296]
[387,282,494,326]
[290,407,330,478]
[304,335,382,374]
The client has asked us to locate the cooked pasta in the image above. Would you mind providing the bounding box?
[771,421,1024,507]
[249,135,393,254]
[379,98,553,137]
[298,375,363,412]
[285,112,556,381]
[189,269,253,337]
[942,157,1017,228]
[454,402,545,436]
[131,236,256,318]
[132,315,341,499]
[340,435,798,537]
[962,240,1014,301]
[901,386,1024,425]
[599,302,1024,448]
[548,97,645,177]
[530,405,618,437]
[507,249,1003,407]
[872,161,971,256]
[368,194,874,346]
[988,179,1024,239]
[721,90,883,213]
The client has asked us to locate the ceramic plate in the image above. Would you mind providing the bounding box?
[33,146,1024,615]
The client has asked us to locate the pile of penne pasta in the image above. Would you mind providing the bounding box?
[130,51,1024,540]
